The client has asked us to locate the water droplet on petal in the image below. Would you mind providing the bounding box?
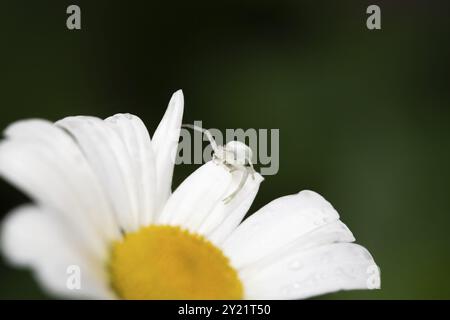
[313,219,322,226]
[288,260,303,271]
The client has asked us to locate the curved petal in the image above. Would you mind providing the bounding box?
[152,90,184,212]
[156,161,232,229]
[0,120,120,258]
[157,161,263,242]
[222,190,352,269]
[240,243,380,299]
[105,114,157,226]
[201,171,263,245]
[56,116,140,232]
[1,205,114,299]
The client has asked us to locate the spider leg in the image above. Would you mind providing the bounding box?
[182,123,220,154]
[223,166,250,204]
[248,162,256,179]
[225,163,238,173]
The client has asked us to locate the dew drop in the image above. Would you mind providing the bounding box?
[292,282,301,289]
[288,260,303,271]
[313,219,322,226]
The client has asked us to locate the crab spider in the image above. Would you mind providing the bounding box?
[182,124,257,204]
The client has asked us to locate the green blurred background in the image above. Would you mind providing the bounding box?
[0,1,449,299]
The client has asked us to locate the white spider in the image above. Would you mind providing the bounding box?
[183,124,257,204]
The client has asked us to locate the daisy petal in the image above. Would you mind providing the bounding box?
[202,171,264,245]
[241,243,379,299]
[0,120,119,258]
[222,190,350,268]
[157,161,232,229]
[157,161,263,241]
[105,114,157,226]
[56,116,140,232]
[1,205,114,299]
[152,90,184,212]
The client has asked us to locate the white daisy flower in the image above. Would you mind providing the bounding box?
[0,90,380,299]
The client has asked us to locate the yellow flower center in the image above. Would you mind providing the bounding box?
[109,225,243,299]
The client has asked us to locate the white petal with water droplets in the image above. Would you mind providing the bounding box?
[223,190,343,268]
[241,243,379,299]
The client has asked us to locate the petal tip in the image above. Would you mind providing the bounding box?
[170,89,184,108]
